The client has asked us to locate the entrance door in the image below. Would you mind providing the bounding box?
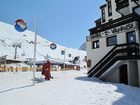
[119,65,128,85]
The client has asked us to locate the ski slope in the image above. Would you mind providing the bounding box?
[0,21,86,64]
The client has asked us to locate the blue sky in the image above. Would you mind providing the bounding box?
[0,0,105,49]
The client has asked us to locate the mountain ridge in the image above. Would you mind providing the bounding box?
[0,21,86,63]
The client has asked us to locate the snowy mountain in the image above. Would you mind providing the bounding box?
[0,21,86,64]
[79,42,86,51]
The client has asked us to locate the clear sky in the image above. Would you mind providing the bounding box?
[0,0,105,49]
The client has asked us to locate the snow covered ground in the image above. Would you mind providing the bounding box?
[0,69,140,105]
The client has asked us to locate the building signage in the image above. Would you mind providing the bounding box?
[68,54,71,57]
[111,22,135,34]
[87,22,136,41]
[87,33,102,40]
[14,19,27,32]
[61,50,65,55]
[50,43,57,50]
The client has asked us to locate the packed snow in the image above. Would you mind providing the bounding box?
[0,69,140,105]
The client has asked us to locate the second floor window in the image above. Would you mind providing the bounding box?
[108,0,112,16]
[102,8,105,23]
[127,31,136,43]
[92,40,99,49]
[107,36,117,46]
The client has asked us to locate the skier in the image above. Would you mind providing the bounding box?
[42,59,51,80]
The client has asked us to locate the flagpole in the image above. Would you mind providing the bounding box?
[33,17,38,86]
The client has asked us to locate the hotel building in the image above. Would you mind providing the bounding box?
[86,0,140,87]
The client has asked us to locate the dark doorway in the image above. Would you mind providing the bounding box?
[119,65,128,85]
[87,59,91,67]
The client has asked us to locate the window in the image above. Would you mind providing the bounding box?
[107,36,117,46]
[92,40,99,49]
[109,18,113,22]
[115,0,129,10]
[108,0,112,16]
[127,31,136,43]
[101,8,105,22]
[133,6,140,16]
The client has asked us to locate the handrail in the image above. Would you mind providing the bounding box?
[88,43,140,77]
[88,43,130,74]
[96,55,140,78]
[87,45,116,74]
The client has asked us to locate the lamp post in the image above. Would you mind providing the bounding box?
[32,17,38,86]
[64,50,66,71]
[14,18,37,86]
[61,49,66,71]
[44,54,49,60]
[26,58,33,71]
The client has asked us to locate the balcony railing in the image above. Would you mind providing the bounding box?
[88,43,140,78]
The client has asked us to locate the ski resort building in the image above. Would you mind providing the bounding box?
[86,0,140,87]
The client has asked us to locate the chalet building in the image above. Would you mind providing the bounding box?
[86,0,140,87]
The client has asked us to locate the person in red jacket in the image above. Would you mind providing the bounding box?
[42,59,51,80]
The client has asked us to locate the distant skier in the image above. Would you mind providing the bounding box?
[42,59,51,80]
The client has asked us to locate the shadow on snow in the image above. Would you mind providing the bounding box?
[75,76,103,83]
[0,85,33,93]
[75,76,140,105]
[0,77,46,94]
